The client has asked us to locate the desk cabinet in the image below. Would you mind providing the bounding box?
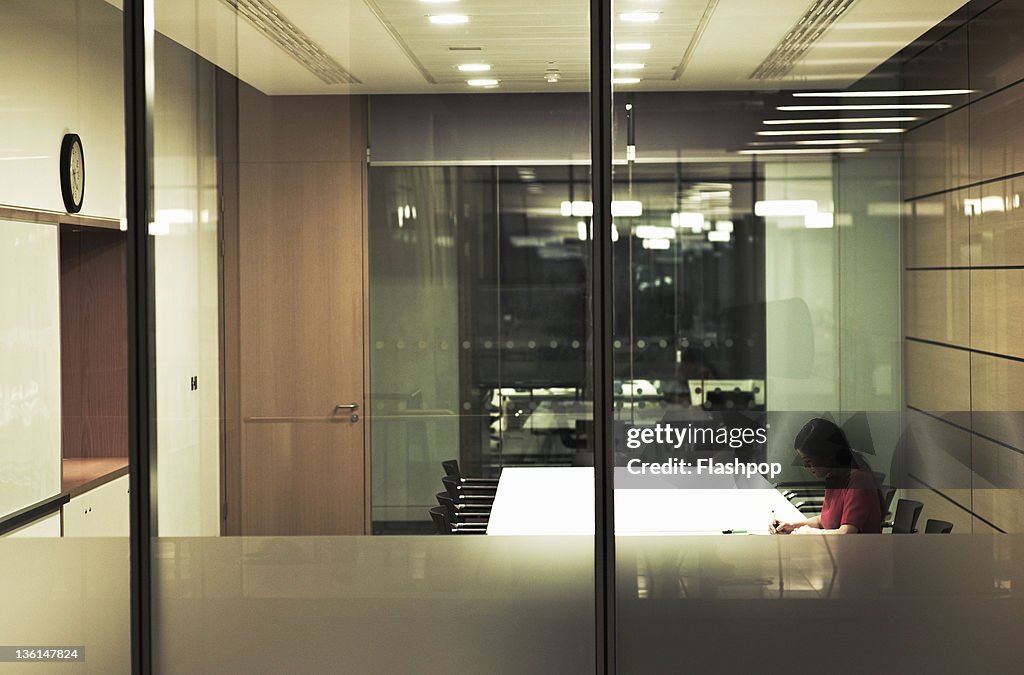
[63,475,129,537]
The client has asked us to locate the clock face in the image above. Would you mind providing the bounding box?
[69,142,83,202]
[60,133,85,213]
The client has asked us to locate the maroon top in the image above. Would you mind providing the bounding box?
[819,469,882,533]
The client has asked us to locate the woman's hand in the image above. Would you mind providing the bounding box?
[769,520,802,534]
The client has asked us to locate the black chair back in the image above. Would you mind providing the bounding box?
[429,507,450,534]
[925,519,953,534]
[892,499,923,534]
[883,488,897,515]
[442,459,461,479]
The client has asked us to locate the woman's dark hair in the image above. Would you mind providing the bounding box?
[795,417,887,522]
[794,418,854,469]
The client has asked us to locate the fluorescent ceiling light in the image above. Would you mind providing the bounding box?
[611,200,643,217]
[467,78,499,87]
[612,77,641,85]
[707,230,730,243]
[715,221,734,233]
[458,63,490,72]
[794,139,881,145]
[756,128,905,136]
[561,200,594,217]
[613,63,645,71]
[577,221,589,241]
[804,213,835,229]
[619,11,659,22]
[561,200,643,217]
[670,212,704,230]
[642,238,671,250]
[635,225,676,239]
[793,89,971,97]
[429,14,469,24]
[739,148,868,154]
[778,104,951,111]
[754,200,818,217]
[748,139,879,146]
[616,42,651,51]
[763,116,918,125]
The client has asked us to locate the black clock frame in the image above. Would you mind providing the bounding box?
[59,132,85,213]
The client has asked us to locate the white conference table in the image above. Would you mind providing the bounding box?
[486,467,805,536]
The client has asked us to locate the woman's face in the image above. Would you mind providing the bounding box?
[797,450,829,478]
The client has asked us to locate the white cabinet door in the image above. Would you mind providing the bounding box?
[63,475,129,537]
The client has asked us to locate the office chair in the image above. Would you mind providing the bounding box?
[925,519,953,534]
[442,476,496,505]
[885,499,924,533]
[435,493,490,522]
[431,502,488,535]
[883,488,897,516]
[442,459,499,486]
[429,507,450,534]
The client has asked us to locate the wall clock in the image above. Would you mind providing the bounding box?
[59,133,85,213]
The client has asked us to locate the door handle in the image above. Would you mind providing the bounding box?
[335,402,360,422]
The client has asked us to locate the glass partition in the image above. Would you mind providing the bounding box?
[0,0,129,670]
[609,0,1024,671]
[150,0,596,669]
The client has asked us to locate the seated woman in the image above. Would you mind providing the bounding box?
[771,418,883,535]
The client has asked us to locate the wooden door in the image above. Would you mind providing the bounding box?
[222,86,368,536]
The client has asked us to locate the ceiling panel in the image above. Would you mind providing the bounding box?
[147,0,970,95]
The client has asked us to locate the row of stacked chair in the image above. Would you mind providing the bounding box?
[429,460,498,535]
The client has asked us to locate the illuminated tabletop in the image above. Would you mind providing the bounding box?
[486,466,804,536]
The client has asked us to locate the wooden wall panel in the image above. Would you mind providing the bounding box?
[902,107,969,200]
[972,438,1024,533]
[904,269,969,346]
[60,226,128,459]
[904,410,972,490]
[971,353,1024,450]
[971,269,1024,358]
[904,190,971,268]
[971,176,1024,266]
[904,340,969,414]
[904,486,974,534]
[903,3,1024,534]
[971,82,1024,183]
[969,0,1024,97]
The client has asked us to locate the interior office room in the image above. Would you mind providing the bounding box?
[3,0,1024,671]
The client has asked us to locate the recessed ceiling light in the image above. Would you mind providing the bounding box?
[612,77,641,85]
[467,78,499,87]
[747,139,881,146]
[756,128,905,136]
[738,148,868,154]
[763,116,918,125]
[613,63,645,71]
[429,14,469,25]
[619,11,660,22]
[778,104,951,111]
[616,42,651,51]
[793,89,971,97]
[458,63,491,72]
